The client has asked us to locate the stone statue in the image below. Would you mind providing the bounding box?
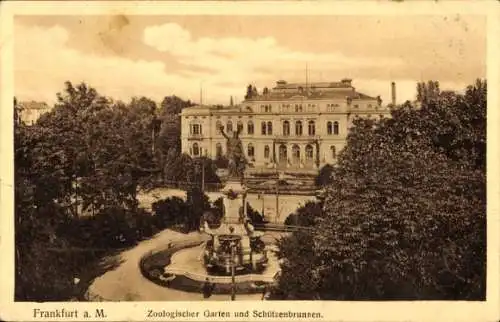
[219,124,246,180]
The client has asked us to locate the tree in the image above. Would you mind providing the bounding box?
[185,186,212,232]
[160,95,193,115]
[246,202,264,224]
[14,82,161,301]
[273,231,319,300]
[284,200,322,227]
[163,152,220,188]
[416,80,440,104]
[315,164,334,187]
[152,196,188,229]
[275,80,486,300]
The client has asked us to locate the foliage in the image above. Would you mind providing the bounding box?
[211,197,224,217]
[156,96,194,153]
[152,188,213,233]
[246,202,265,224]
[315,164,334,187]
[185,186,212,232]
[13,82,179,301]
[160,95,194,115]
[284,200,322,227]
[163,152,220,187]
[273,231,319,300]
[275,79,486,300]
[152,196,188,229]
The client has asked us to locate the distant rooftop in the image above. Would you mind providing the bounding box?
[18,101,51,110]
[245,79,378,102]
[181,104,242,115]
[274,78,354,90]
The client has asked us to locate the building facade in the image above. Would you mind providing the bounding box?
[17,101,51,125]
[180,79,393,172]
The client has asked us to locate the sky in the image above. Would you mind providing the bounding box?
[14,14,486,106]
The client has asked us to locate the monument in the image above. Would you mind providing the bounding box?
[200,124,268,274]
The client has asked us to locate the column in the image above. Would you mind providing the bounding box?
[315,140,320,168]
[272,140,276,163]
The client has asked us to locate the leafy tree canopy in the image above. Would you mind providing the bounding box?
[275,79,486,300]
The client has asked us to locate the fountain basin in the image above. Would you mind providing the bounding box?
[140,235,279,295]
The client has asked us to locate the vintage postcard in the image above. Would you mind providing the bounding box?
[0,1,499,321]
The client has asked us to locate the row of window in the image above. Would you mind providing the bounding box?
[193,143,338,159]
[191,114,385,136]
[257,102,376,113]
[210,120,340,136]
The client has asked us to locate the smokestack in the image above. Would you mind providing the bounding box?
[391,82,396,106]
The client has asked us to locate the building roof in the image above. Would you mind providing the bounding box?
[245,90,377,102]
[246,79,378,102]
[181,105,243,115]
[274,79,353,90]
[18,101,51,110]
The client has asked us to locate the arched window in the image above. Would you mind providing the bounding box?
[216,120,222,134]
[308,120,315,136]
[247,121,254,135]
[331,146,336,159]
[295,121,303,136]
[283,120,290,136]
[261,121,267,135]
[237,121,243,132]
[333,121,339,135]
[226,120,233,132]
[216,143,222,158]
[327,121,333,135]
[267,121,273,135]
[305,144,313,160]
[264,145,270,158]
[247,143,255,158]
[192,143,200,156]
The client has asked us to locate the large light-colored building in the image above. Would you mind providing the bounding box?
[180,79,394,173]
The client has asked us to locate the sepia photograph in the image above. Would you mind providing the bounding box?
[1,1,499,321]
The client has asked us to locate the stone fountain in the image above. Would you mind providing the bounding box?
[146,126,276,296]
[200,125,268,274]
[201,179,268,274]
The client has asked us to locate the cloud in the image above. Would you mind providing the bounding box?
[15,21,477,107]
[142,23,408,94]
[14,23,204,105]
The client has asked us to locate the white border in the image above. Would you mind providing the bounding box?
[1,2,499,322]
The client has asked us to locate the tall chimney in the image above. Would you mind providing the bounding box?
[391,82,396,106]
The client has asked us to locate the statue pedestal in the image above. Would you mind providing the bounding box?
[221,180,247,224]
[209,180,248,235]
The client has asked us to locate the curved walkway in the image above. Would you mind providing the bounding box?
[86,229,264,301]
